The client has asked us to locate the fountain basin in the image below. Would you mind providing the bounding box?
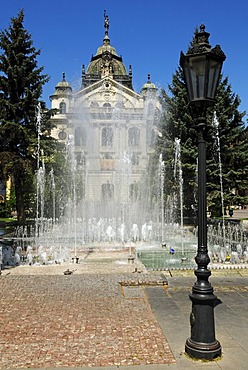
[137,249,197,270]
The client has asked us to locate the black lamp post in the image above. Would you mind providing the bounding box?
[180,24,226,360]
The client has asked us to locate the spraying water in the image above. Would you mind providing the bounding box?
[35,103,46,237]
[212,111,226,253]
[174,138,184,230]
[159,154,165,242]
[213,112,225,221]
[49,168,56,225]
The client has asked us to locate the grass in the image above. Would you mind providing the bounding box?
[0,217,18,224]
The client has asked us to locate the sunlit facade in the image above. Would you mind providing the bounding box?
[49,12,161,206]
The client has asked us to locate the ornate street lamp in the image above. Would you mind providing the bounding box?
[180,24,226,360]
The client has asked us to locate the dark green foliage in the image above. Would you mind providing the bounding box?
[157,66,248,224]
[157,68,198,224]
[0,10,48,128]
[0,10,55,223]
[206,78,248,215]
[42,146,71,220]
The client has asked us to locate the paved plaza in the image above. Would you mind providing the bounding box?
[0,249,248,370]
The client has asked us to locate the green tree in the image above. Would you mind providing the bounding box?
[0,10,51,223]
[157,68,198,224]
[206,77,248,215]
[157,67,248,223]
[42,147,71,221]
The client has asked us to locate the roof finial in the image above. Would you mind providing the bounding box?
[104,10,109,35]
[200,23,205,32]
[129,65,132,77]
[62,72,66,81]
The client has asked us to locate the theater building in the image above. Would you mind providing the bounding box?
[49,12,161,217]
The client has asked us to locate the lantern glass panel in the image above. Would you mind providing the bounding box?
[207,58,222,99]
[183,60,194,101]
[189,55,207,100]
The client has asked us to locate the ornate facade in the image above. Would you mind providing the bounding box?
[50,12,161,211]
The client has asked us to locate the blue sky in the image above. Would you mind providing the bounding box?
[1,0,248,121]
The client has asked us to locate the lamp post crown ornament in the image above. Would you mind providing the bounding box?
[192,23,211,52]
[185,23,226,59]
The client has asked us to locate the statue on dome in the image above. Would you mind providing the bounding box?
[101,54,113,78]
[104,10,109,33]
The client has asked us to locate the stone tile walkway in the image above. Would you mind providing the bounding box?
[0,267,175,369]
[2,250,248,369]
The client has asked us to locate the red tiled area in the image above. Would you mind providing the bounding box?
[0,275,175,369]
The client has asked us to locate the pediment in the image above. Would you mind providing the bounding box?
[74,77,142,108]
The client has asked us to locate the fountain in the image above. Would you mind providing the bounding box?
[2,133,247,271]
[207,220,248,264]
[2,95,158,266]
[1,105,247,270]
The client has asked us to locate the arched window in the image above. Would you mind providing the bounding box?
[75,127,86,146]
[101,182,114,200]
[131,154,139,165]
[130,183,139,201]
[128,127,140,146]
[103,103,111,108]
[76,153,86,166]
[147,128,156,147]
[59,102,66,114]
[102,127,113,146]
[148,103,154,115]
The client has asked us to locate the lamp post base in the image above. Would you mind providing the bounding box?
[185,337,221,360]
[185,281,222,361]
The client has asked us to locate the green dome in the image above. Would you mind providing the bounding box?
[56,73,71,87]
[95,35,118,56]
[141,74,157,93]
[82,11,133,90]
[56,80,71,88]
[51,73,72,97]
[86,35,127,77]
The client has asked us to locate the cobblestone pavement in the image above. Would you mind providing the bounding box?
[0,251,175,369]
